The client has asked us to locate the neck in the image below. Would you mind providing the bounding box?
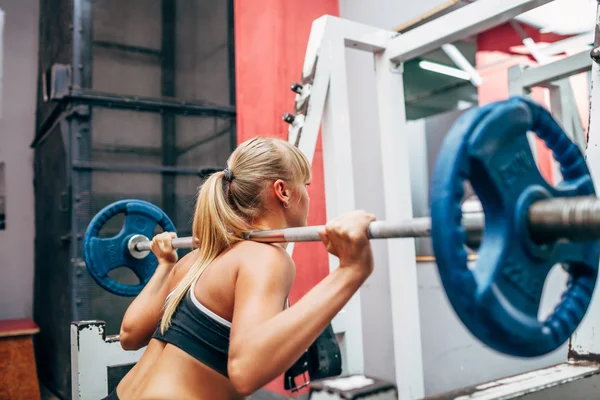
[250,213,291,250]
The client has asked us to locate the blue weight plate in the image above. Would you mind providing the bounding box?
[431,97,599,357]
[84,199,176,296]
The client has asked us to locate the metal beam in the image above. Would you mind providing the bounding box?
[570,1,600,359]
[441,43,483,86]
[93,40,161,57]
[161,0,177,227]
[427,362,600,400]
[61,88,236,117]
[521,50,592,89]
[540,31,594,57]
[387,0,554,63]
[227,0,237,152]
[72,161,221,176]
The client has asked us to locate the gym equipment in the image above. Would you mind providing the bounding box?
[84,96,600,358]
[86,194,597,296]
[431,96,599,357]
[83,199,176,297]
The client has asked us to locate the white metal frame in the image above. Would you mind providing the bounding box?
[570,1,600,360]
[71,321,145,400]
[287,13,424,397]
[288,0,558,398]
[508,50,593,182]
[286,15,423,396]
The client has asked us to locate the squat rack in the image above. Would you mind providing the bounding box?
[285,0,599,398]
[69,0,600,399]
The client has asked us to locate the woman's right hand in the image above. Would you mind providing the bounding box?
[318,210,376,279]
[151,231,179,265]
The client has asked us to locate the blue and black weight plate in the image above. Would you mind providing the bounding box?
[83,199,176,296]
[431,96,600,357]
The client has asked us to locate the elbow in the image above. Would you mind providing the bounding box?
[119,325,144,351]
[228,356,262,396]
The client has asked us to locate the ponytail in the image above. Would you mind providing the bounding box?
[160,171,249,333]
[159,137,311,333]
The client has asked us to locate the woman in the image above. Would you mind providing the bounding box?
[108,137,375,399]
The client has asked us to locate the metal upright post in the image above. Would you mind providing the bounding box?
[227,0,237,151]
[320,28,366,377]
[569,0,600,360]
[161,0,177,223]
[71,0,94,323]
[375,53,424,399]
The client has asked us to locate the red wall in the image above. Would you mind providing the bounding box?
[234,0,339,395]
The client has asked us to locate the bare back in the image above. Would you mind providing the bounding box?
[117,241,293,400]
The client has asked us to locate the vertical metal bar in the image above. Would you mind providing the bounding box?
[73,0,93,89]
[560,80,587,151]
[71,0,94,324]
[507,64,540,167]
[69,110,93,322]
[375,55,424,398]
[569,0,600,360]
[285,16,330,264]
[161,0,177,223]
[321,30,365,377]
[548,84,565,184]
[227,0,237,151]
[289,16,331,161]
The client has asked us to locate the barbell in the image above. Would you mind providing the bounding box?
[83,97,600,358]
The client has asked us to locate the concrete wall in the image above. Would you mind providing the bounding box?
[339,0,569,396]
[0,0,39,320]
[82,0,232,334]
[91,0,231,224]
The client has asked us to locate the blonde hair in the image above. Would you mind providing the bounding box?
[160,137,311,333]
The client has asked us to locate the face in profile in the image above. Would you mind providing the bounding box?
[289,181,311,228]
[273,179,311,228]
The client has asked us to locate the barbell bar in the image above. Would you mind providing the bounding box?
[82,97,600,359]
[129,196,600,255]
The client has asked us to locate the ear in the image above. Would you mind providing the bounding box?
[272,179,290,204]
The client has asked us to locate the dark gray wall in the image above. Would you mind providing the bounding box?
[91,0,231,216]
[0,0,39,320]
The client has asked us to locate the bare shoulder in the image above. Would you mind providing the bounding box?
[167,249,199,291]
[234,241,296,283]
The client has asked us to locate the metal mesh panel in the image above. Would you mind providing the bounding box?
[33,120,72,400]
[92,0,232,105]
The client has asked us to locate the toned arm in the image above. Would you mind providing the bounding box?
[227,244,365,395]
[119,249,197,350]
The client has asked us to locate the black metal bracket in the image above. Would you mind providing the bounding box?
[43,63,236,118]
[591,47,600,64]
[72,161,222,176]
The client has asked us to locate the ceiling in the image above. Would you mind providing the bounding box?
[516,0,596,35]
